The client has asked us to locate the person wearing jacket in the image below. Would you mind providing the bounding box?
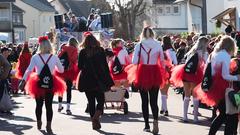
[0,48,11,114]
[77,32,114,130]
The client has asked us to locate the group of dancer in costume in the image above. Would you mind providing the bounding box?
[15,26,240,135]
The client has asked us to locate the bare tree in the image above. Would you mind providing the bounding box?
[114,0,146,40]
[90,0,112,12]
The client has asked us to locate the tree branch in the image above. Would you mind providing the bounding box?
[136,2,147,16]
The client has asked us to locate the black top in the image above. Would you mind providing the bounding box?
[78,47,114,92]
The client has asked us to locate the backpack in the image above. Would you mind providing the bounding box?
[201,62,212,92]
[38,54,53,89]
[184,53,199,73]
[59,52,69,70]
[111,56,123,75]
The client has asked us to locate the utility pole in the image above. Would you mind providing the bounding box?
[202,0,207,34]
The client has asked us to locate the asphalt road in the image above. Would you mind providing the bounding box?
[0,88,225,135]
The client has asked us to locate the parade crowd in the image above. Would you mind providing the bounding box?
[1,12,240,135]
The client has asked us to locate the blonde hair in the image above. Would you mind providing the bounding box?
[140,27,155,41]
[186,36,209,56]
[37,39,53,54]
[68,37,79,47]
[214,35,237,56]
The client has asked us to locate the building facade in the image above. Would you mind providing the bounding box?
[15,0,56,40]
[186,0,239,34]
[12,4,26,43]
[0,0,15,43]
[144,0,188,34]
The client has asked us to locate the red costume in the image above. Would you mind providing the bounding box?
[109,47,129,81]
[25,72,66,98]
[55,45,79,81]
[170,58,205,87]
[125,45,168,91]
[15,52,32,79]
[195,65,228,106]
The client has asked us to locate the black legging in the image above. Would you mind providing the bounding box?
[35,92,54,122]
[209,100,238,135]
[225,114,238,135]
[139,88,159,127]
[58,80,72,103]
[85,91,105,118]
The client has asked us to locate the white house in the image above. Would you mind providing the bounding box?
[15,0,56,39]
[49,0,67,15]
[145,0,188,34]
[185,0,240,34]
[50,0,93,18]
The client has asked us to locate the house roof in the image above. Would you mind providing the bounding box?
[58,0,94,17]
[153,0,176,4]
[212,8,236,20]
[21,0,56,12]
[12,4,25,13]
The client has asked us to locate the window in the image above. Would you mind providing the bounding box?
[173,6,179,14]
[0,9,10,21]
[165,6,171,14]
[13,14,17,23]
[173,5,180,15]
[17,15,21,23]
[158,7,163,14]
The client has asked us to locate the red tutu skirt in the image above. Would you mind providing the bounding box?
[15,62,24,79]
[195,66,228,107]
[25,73,67,98]
[111,71,128,81]
[170,63,204,87]
[125,64,167,91]
[55,63,79,82]
[15,69,23,80]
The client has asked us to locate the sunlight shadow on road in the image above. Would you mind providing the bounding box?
[70,114,91,122]
[0,119,32,135]
[101,111,144,124]
[159,116,173,122]
[1,115,35,122]
[39,130,57,135]
[95,129,125,135]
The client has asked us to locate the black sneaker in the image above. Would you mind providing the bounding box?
[1,111,13,115]
[58,107,63,112]
[143,127,150,132]
[66,110,72,115]
[160,110,164,114]
[164,111,169,116]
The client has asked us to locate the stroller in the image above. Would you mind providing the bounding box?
[104,86,129,114]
